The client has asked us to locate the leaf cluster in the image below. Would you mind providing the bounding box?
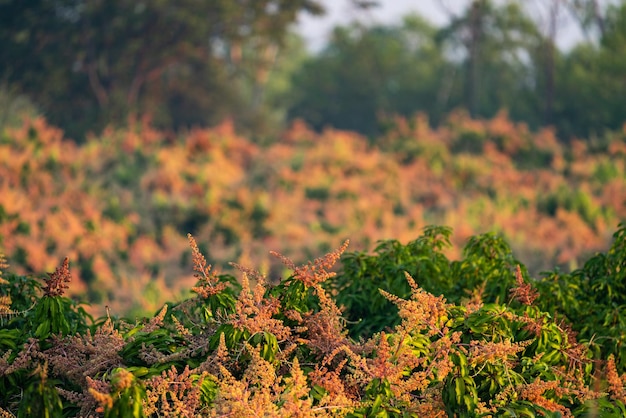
[329,225,525,338]
[1,227,626,416]
[534,223,626,371]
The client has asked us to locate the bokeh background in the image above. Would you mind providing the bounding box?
[1,0,624,316]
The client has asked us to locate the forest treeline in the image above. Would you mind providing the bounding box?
[1,114,624,316]
[2,0,626,140]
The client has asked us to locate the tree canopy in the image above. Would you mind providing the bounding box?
[0,0,324,139]
[288,0,626,140]
[2,0,626,140]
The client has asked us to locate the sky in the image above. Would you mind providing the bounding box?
[296,0,591,53]
[297,0,448,51]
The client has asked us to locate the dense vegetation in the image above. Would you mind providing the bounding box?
[2,1,624,415]
[1,113,624,316]
[1,224,626,417]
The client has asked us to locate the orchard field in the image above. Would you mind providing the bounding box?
[1,212,626,416]
[1,113,626,416]
[0,113,624,316]
[3,1,626,415]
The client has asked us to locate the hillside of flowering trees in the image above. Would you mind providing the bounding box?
[1,112,624,316]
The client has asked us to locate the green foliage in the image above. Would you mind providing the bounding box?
[17,366,63,418]
[3,0,626,141]
[0,272,40,312]
[200,274,241,321]
[0,0,324,139]
[553,0,626,138]
[289,16,449,136]
[349,378,411,418]
[0,84,39,132]
[31,297,74,340]
[535,223,626,370]
[329,226,453,337]
[330,226,527,338]
[1,226,626,416]
[103,368,146,418]
[450,232,525,304]
[537,186,603,226]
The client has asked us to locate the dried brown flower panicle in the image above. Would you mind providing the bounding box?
[468,339,530,368]
[271,239,349,287]
[87,376,113,413]
[43,257,72,297]
[0,295,13,317]
[0,254,12,316]
[303,285,350,359]
[266,241,353,361]
[280,356,314,414]
[509,265,538,306]
[144,365,204,417]
[45,316,125,387]
[0,252,8,285]
[230,272,291,341]
[188,234,227,297]
[517,379,572,417]
[606,355,626,404]
[380,271,450,337]
[143,304,168,333]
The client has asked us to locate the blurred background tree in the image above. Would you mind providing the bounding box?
[287,0,626,141]
[435,0,542,123]
[554,1,626,138]
[2,0,626,141]
[0,0,324,140]
[287,15,449,136]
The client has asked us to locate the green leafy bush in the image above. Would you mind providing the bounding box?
[1,226,626,416]
[330,226,527,338]
[535,223,626,370]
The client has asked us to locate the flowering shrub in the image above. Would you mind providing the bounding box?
[0,225,625,416]
[329,225,529,338]
[2,114,625,317]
